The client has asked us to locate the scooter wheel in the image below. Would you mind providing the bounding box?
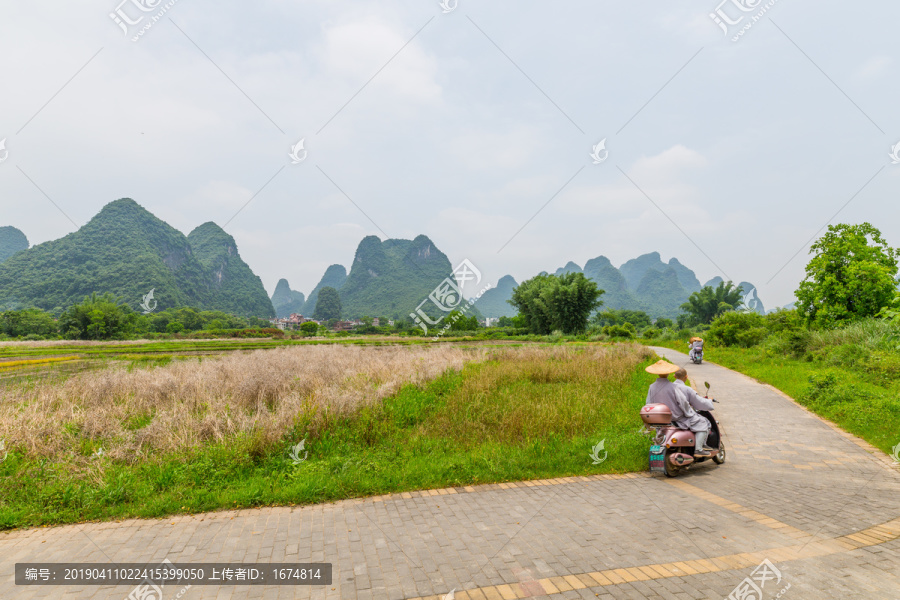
[712,442,726,465]
[663,448,680,477]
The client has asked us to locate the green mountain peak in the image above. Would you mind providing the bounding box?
[0,199,273,316]
[0,226,29,264]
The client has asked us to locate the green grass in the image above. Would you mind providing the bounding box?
[650,339,900,456]
[0,345,656,530]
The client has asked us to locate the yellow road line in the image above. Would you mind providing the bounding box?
[664,479,812,538]
[408,517,900,599]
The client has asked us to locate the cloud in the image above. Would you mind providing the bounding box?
[448,125,543,170]
[629,144,708,182]
[316,16,441,103]
[856,56,892,81]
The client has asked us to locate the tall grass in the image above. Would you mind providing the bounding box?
[805,318,895,353]
[430,344,649,443]
[1,345,476,462]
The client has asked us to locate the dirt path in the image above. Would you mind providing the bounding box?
[3,346,899,599]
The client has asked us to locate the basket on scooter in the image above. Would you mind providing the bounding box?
[640,403,672,426]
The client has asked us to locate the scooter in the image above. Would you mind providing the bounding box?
[688,342,704,364]
[641,382,725,477]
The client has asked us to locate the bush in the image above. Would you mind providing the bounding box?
[708,311,768,347]
[642,327,661,339]
[862,350,900,383]
[602,323,636,339]
[765,308,803,333]
[772,328,811,358]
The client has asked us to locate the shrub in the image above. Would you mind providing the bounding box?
[708,311,768,347]
[801,373,883,408]
[642,327,661,339]
[811,343,870,368]
[602,323,636,339]
[764,309,803,334]
[782,329,810,358]
[862,350,900,382]
[166,322,184,334]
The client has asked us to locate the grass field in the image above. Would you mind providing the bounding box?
[0,340,656,530]
[652,339,900,456]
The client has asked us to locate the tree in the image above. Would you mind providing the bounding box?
[655,317,674,329]
[300,321,319,335]
[447,311,479,331]
[166,321,185,334]
[0,308,58,337]
[59,293,137,340]
[679,281,744,325]
[508,273,603,334]
[796,223,899,328]
[313,287,342,320]
[591,309,652,329]
[708,311,768,347]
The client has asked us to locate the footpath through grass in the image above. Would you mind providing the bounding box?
[652,340,900,456]
[0,343,656,530]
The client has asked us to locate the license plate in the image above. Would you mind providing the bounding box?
[649,445,666,473]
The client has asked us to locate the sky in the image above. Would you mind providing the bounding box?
[1,0,899,310]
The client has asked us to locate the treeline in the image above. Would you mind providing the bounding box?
[0,293,271,341]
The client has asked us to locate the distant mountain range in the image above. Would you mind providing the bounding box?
[0,204,769,322]
[277,244,767,321]
[0,199,274,317]
[470,252,766,319]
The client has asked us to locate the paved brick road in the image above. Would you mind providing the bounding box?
[3,346,899,599]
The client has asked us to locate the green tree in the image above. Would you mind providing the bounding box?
[447,311,479,331]
[602,323,636,339]
[0,308,58,337]
[300,321,319,335]
[796,223,899,328]
[679,281,744,325]
[166,321,185,334]
[655,317,674,329]
[591,309,652,329]
[509,273,603,334]
[59,293,137,340]
[313,287,342,320]
[708,311,768,347]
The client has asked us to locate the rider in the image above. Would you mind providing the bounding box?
[688,337,704,361]
[644,360,712,458]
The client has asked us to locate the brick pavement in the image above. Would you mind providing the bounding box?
[2,345,899,599]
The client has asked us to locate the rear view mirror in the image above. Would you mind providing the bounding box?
[704,382,710,391]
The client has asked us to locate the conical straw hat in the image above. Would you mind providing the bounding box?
[645,360,679,375]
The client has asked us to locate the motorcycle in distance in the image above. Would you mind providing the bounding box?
[641,382,725,477]
[688,337,704,364]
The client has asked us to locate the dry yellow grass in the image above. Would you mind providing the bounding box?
[1,344,478,460]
